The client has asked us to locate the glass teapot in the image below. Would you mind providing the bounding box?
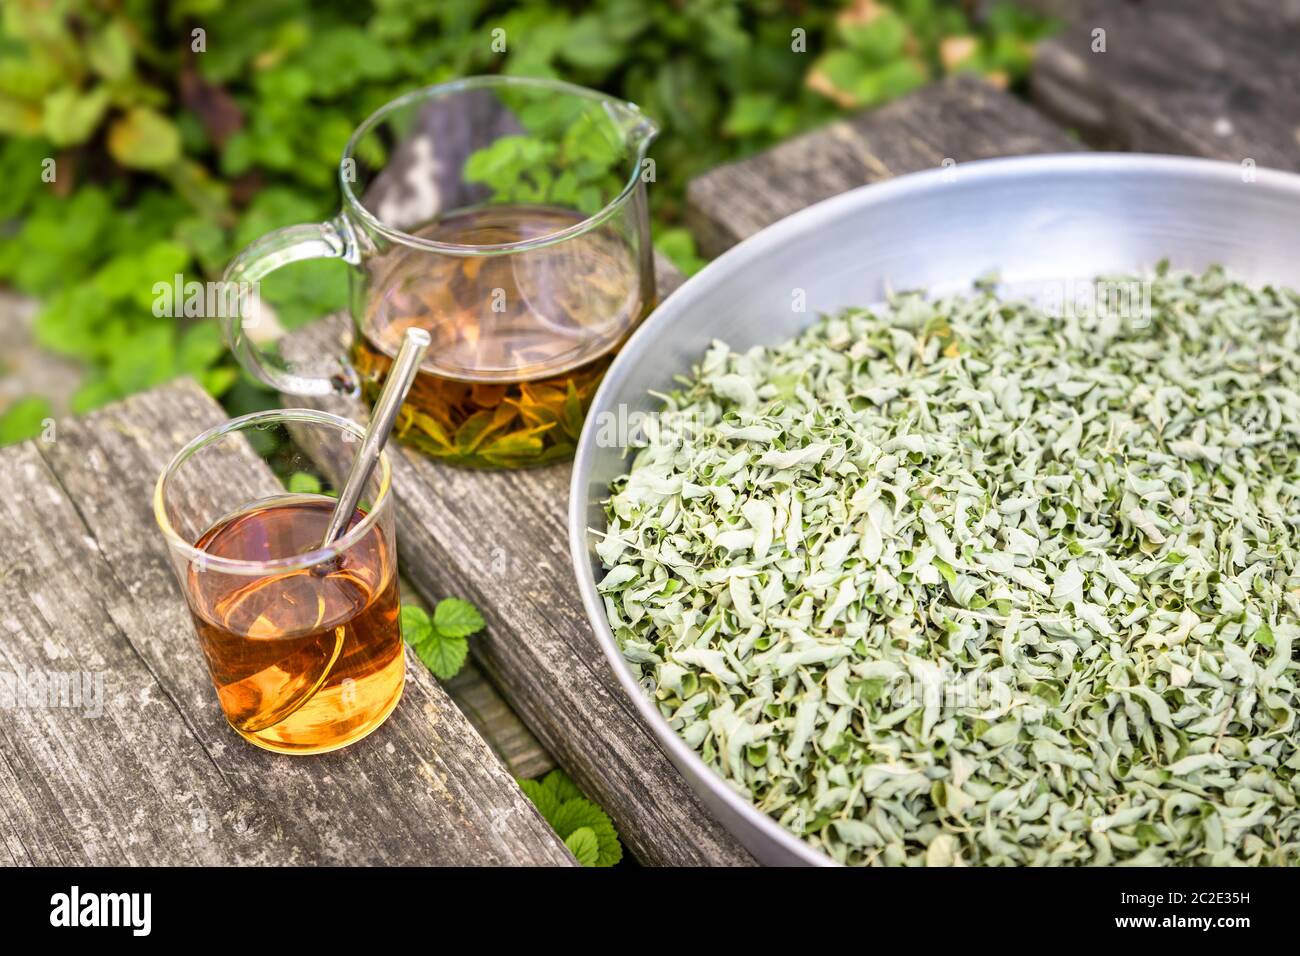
[223,76,659,468]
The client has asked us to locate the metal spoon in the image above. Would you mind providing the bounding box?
[321,327,430,547]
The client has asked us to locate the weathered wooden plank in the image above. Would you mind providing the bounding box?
[1031,0,1300,170]
[444,663,554,781]
[0,443,250,865]
[401,581,555,780]
[7,383,573,865]
[686,75,1083,258]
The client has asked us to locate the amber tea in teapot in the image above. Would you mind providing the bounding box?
[352,203,652,468]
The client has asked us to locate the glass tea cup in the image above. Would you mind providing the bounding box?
[154,409,402,755]
[223,75,659,469]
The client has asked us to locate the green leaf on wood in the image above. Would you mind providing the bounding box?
[401,598,486,680]
[564,826,600,866]
[517,768,623,867]
[433,598,486,639]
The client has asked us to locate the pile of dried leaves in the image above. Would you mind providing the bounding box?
[597,266,1300,865]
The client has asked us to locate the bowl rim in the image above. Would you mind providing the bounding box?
[568,152,1300,866]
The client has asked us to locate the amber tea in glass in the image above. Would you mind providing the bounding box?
[189,497,400,751]
[155,409,403,755]
[224,76,658,469]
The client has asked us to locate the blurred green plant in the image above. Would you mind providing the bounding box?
[0,0,1055,442]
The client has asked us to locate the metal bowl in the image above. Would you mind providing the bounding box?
[568,154,1300,866]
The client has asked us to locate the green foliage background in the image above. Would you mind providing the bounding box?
[0,0,1055,442]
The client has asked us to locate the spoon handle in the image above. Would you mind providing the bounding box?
[321,327,430,547]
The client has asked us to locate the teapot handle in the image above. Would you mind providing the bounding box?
[221,217,359,398]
